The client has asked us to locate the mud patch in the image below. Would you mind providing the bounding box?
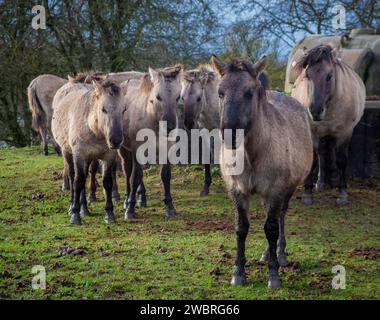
[309,273,331,290]
[350,247,380,259]
[58,245,88,256]
[31,192,45,200]
[184,220,234,232]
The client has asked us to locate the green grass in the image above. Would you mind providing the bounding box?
[0,146,379,300]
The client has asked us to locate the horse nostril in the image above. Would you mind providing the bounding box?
[109,135,123,148]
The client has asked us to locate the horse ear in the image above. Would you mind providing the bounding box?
[149,67,160,83]
[253,56,267,75]
[211,55,225,75]
[92,80,101,97]
[331,47,339,61]
[120,80,130,96]
[68,75,74,82]
[182,71,195,82]
[172,64,183,77]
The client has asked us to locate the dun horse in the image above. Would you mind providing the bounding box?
[291,45,366,205]
[181,66,220,196]
[119,64,182,219]
[212,56,313,289]
[181,66,269,195]
[52,79,127,225]
[28,74,67,155]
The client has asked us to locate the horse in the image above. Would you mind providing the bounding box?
[212,55,313,289]
[52,78,127,225]
[28,71,144,157]
[291,45,366,205]
[118,64,182,220]
[27,74,68,155]
[181,65,220,196]
[181,65,269,196]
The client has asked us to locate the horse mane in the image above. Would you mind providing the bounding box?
[138,64,183,92]
[225,58,257,78]
[182,64,218,84]
[224,57,267,99]
[96,80,121,96]
[138,74,153,92]
[294,45,338,73]
[70,71,107,83]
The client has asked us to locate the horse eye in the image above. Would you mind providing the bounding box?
[327,73,332,81]
[218,91,224,99]
[122,107,127,114]
[197,97,201,102]
[156,95,162,101]
[244,89,253,99]
[102,107,107,114]
[176,96,180,102]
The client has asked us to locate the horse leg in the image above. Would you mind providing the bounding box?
[62,158,70,192]
[63,152,74,214]
[302,148,318,205]
[230,191,250,286]
[336,140,350,205]
[41,128,48,156]
[137,181,147,208]
[88,160,99,203]
[111,161,121,201]
[264,197,282,289]
[119,149,132,210]
[316,137,328,191]
[124,155,142,220]
[200,164,212,196]
[70,155,86,225]
[103,159,117,224]
[261,193,291,267]
[328,137,340,188]
[161,164,176,218]
[79,160,90,217]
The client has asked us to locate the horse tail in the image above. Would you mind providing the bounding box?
[259,71,270,90]
[27,78,46,133]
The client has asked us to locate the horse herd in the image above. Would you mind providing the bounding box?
[27,45,365,289]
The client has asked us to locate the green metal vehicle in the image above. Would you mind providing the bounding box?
[285,28,380,178]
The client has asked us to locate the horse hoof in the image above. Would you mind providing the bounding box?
[124,210,136,220]
[165,207,176,218]
[268,277,281,289]
[200,188,209,197]
[301,193,313,205]
[112,192,121,201]
[70,214,82,225]
[105,213,116,224]
[260,250,269,263]
[231,275,246,286]
[80,208,90,217]
[88,194,96,203]
[336,194,349,206]
[315,181,325,192]
[277,254,288,267]
[137,199,147,208]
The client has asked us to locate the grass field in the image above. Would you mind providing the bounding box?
[0,146,379,300]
